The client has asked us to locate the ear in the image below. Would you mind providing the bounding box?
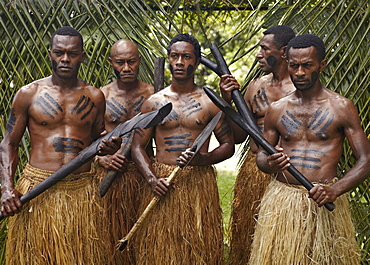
[195,57,200,68]
[108,56,113,66]
[280,46,287,59]
[319,59,327,72]
[81,51,86,63]
[48,49,52,61]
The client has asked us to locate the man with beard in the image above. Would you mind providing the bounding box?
[94,39,154,264]
[219,25,295,264]
[0,26,121,265]
[249,34,369,264]
[131,33,234,265]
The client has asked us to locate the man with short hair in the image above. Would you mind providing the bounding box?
[131,33,234,264]
[94,38,154,264]
[0,26,121,265]
[220,25,296,264]
[249,34,369,264]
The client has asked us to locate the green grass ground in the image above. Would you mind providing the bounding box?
[217,169,237,226]
[217,169,237,240]
[217,169,237,263]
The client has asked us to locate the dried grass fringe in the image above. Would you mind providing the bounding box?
[228,152,272,265]
[133,162,224,265]
[248,178,361,265]
[94,161,145,264]
[5,163,109,265]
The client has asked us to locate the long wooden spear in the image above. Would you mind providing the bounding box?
[117,111,223,250]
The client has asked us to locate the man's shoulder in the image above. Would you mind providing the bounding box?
[77,79,104,101]
[269,92,293,109]
[78,78,97,89]
[17,76,51,95]
[245,74,272,93]
[325,88,354,109]
[100,80,116,91]
[138,80,154,91]
[252,73,272,85]
[136,80,155,98]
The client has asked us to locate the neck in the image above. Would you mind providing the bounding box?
[271,62,290,82]
[51,74,79,89]
[296,82,325,101]
[117,79,140,91]
[170,77,197,94]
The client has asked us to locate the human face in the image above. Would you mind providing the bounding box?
[48,35,85,79]
[287,46,326,91]
[256,34,281,73]
[109,43,140,84]
[168,41,199,81]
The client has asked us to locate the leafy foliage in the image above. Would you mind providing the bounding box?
[0,0,368,263]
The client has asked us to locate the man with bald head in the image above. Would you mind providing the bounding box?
[94,39,154,264]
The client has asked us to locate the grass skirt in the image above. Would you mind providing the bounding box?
[248,178,360,265]
[228,152,271,265]
[94,161,145,264]
[133,162,224,265]
[5,163,109,265]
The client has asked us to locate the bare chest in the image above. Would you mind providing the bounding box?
[250,86,292,120]
[277,106,342,142]
[29,91,98,128]
[158,97,209,131]
[105,95,146,127]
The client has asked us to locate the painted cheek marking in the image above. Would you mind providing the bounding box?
[266,56,277,67]
[187,64,194,76]
[114,69,120,79]
[52,60,58,71]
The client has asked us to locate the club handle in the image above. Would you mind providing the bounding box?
[99,133,134,197]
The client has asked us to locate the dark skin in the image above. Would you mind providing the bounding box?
[220,33,295,149]
[256,46,370,206]
[96,39,154,171]
[0,34,121,217]
[131,41,234,197]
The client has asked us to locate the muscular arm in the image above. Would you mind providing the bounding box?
[131,100,170,196]
[91,88,106,140]
[188,113,234,166]
[309,100,370,205]
[256,104,290,174]
[0,87,31,216]
[91,88,122,156]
